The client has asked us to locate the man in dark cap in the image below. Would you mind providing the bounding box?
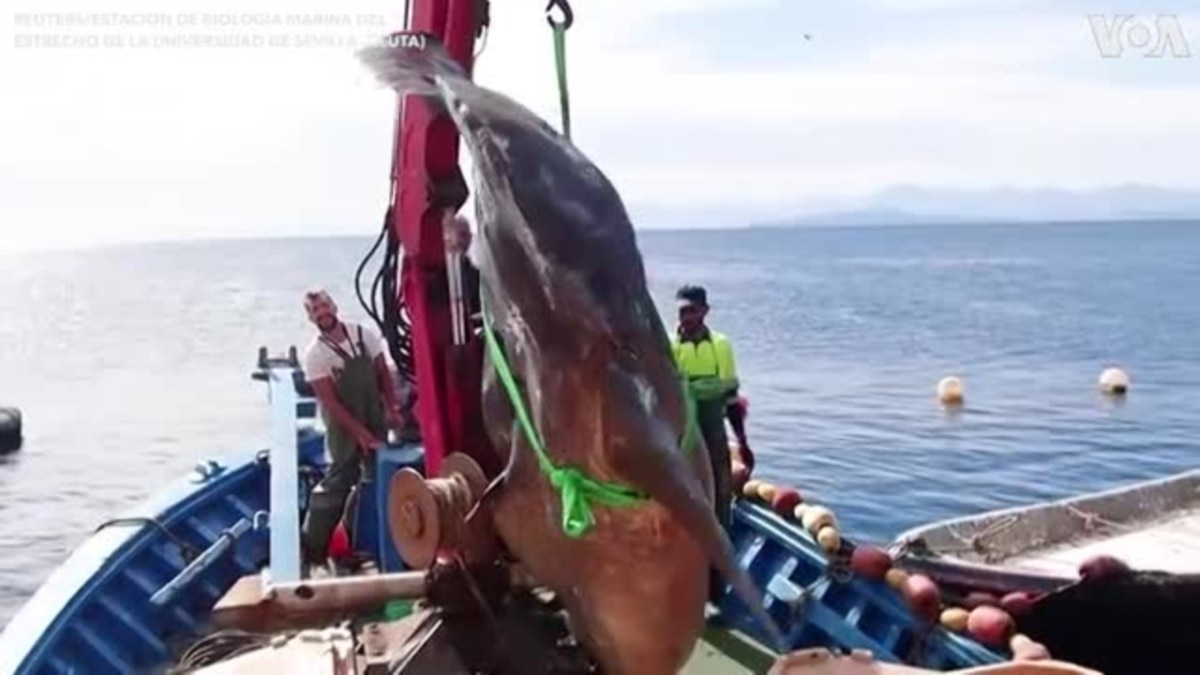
[671,284,753,532]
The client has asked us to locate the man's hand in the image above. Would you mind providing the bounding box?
[725,396,753,472]
[356,429,385,453]
[311,377,387,454]
[735,442,756,473]
[386,406,406,433]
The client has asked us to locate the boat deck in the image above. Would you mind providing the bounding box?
[1004,508,1200,577]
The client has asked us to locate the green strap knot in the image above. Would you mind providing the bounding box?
[480,291,702,539]
[549,465,645,537]
[481,301,649,539]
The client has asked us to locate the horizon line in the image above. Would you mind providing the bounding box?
[5,215,1200,257]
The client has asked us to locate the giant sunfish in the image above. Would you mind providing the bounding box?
[359,37,782,675]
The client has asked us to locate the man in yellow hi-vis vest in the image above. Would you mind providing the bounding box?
[671,285,753,532]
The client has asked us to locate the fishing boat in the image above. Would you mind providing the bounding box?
[0,1,1089,672]
[0,348,1017,673]
[889,470,1200,675]
[890,469,1200,594]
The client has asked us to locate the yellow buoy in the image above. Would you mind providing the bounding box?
[742,479,763,498]
[940,607,970,632]
[1099,367,1130,395]
[792,503,809,521]
[801,506,837,535]
[885,568,909,590]
[937,376,964,406]
[816,526,841,554]
[757,482,779,503]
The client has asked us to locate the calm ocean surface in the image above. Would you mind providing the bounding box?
[2,220,1199,628]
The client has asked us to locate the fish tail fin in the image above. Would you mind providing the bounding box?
[356,32,468,100]
[357,28,565,158]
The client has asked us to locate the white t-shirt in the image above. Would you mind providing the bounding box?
[303,322,386,383]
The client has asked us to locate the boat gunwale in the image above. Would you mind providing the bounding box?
[730,501,1005,667]
[889,468,1200,585]
[0,447,270,673]
[0,368,326,673]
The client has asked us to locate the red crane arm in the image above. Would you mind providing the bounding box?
[389,0,490,478]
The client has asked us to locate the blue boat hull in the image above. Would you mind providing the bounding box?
[719,503,1000,669]
[0,429,325,675]
[0,364,1003,673]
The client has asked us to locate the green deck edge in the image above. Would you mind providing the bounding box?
[377,599,778,672]
[684,623,778,674]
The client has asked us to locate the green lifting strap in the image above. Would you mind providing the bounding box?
[552,24,571,139]
[479,300,701,538]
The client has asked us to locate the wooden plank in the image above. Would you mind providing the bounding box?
[1007,509,1200,575]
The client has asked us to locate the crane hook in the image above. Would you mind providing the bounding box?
[545,0,573,30]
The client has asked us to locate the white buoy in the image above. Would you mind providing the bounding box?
[937,376,964,406]
[1099,367,1130,395]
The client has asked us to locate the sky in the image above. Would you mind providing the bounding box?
[3,0,1200,252]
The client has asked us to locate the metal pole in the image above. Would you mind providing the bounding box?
[267,365,303,584]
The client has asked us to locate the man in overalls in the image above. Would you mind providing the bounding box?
[670,285,754,530]
[300,289,404,569]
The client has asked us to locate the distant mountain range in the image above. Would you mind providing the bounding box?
[756,185,1200,228]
